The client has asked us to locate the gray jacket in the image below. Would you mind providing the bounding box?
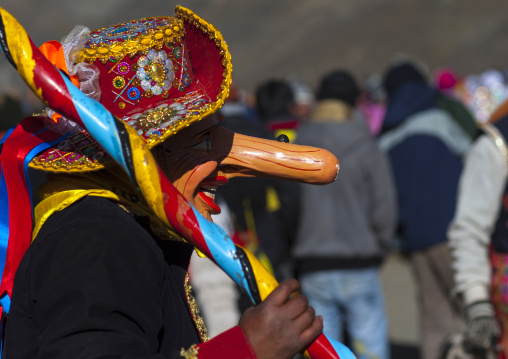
[292,101,397,271]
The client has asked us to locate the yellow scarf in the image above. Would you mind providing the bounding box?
[33,167,179,241]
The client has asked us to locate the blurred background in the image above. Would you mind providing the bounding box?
[2,1,508,358]
[1,0,508,93]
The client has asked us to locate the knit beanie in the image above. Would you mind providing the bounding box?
[316,70,360,107]
[382,62,426,97]
[255,80,295,119]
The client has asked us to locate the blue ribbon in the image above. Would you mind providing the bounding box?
[0,168,9,292]
[23,131,68,207]
[0,128,68,310]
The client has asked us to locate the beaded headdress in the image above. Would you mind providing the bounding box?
[30,6,232,172]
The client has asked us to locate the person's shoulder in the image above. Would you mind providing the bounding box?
[299,119,357,136]
[34,196,155,254]
[18,197,167,304]
[39,196,133,231]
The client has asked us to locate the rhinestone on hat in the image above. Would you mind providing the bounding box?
[136,49,175,96]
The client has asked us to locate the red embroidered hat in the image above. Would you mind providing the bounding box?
[30,5,232,172]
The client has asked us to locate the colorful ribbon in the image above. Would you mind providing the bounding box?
[0,7,355,359]
[0,118,67,316]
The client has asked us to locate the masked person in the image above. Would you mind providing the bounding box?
[0,6,342,359]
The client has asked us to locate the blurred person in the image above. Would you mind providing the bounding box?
[218,80,292,285]
[293,70,397,359]
[461,70,508,124]
[378,61,474,359]
[448,100,508,359]
[434,68,461,98]
[432,68,478,140]
[256,79,301,143]
[358,74,387,136]
[252,79,304,281]
[220,79,269,140]
[219,78,257,125]
[288,77,315,120]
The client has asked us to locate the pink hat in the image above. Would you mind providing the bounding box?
[434,68,459,90]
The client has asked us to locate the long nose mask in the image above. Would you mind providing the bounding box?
[215,126,340,184]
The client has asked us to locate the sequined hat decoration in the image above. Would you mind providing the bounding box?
[30,6,232,172]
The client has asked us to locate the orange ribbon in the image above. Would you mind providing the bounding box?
[38,40,79,123]
[489,98,508,124]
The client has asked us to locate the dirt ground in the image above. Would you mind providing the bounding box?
[381,253,421,358]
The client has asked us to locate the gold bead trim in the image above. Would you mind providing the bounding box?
[30,155,105,172]
[174,5,233,129]
[184,273,209,343]
[78,16,185,63]
[180,344,199,359]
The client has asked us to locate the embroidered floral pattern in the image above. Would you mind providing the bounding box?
[124,90,207,143]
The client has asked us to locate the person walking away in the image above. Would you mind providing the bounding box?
[378,61,474,359]
[293,70,397,359]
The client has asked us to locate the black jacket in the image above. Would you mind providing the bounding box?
[4,196,200,358]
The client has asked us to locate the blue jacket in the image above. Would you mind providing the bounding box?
[379,83,472,252]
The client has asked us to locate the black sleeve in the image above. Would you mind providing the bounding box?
[6,197,170,359]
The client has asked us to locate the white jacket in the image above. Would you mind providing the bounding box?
[448,133,508,305]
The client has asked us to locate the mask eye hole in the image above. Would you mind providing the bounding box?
[190,136,211,152]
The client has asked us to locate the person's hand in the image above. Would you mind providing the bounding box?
[238,279,323,359]
[463,301,500,358]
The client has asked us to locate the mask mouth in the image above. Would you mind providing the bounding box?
[197,175,228,213]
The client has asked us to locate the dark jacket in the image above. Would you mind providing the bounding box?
[379,83,473,252]
[4,196,254,359]
[382,82,478,140]
[220,111,299,281]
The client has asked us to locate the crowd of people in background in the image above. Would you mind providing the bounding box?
[3,58,508,359]
[194,60,508,359]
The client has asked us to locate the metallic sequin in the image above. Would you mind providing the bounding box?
[113,76,126,89]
